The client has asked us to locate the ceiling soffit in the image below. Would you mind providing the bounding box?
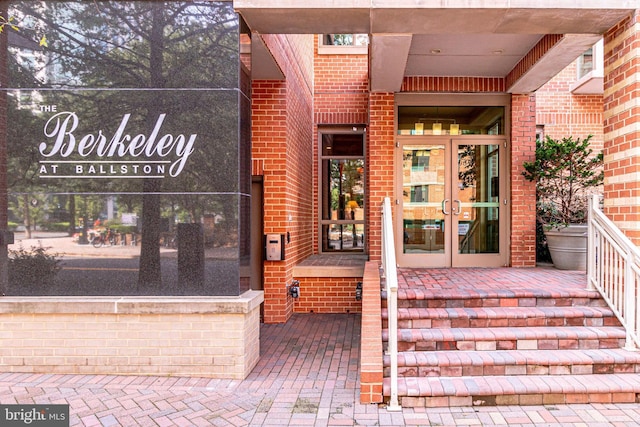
[234,2,635,92]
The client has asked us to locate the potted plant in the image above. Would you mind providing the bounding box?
[522,135,603,270]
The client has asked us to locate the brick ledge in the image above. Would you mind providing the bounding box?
[293,265,364,277]
[0,290,264,314]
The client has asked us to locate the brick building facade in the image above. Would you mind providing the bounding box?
[248,6,639,324]
[0,1,639,382]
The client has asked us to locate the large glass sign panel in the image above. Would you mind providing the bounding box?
[3,1,249,296]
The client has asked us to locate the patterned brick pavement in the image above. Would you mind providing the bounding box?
[2,313,640,426]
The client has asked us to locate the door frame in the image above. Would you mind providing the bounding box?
[394,94,511,268]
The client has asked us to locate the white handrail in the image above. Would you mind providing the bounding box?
[381,197,401,410]
[588,194,640,350]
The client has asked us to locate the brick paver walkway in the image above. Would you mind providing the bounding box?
[2,313,640,426]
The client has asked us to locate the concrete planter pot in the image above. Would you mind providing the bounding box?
[544,224,587,271]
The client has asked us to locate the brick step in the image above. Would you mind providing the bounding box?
[383,373,640,407]
[383,326,626,351]
[382,288,606,309]
[382,306,621,329]
[383,348,640,377]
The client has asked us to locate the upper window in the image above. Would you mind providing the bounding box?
[322,34,369,47]
[571,39,604,94]
[577,48,594,80]
[318,34,368,55]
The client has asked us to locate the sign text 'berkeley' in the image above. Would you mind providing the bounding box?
[38,112,197,179]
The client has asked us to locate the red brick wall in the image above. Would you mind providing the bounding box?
[359,261,384,404]
[314,41,369,126]
[368,93,395,262]
[402,77,505,92]
[536,62,604,150]
[292,277,362,314]
[313,37,369,253]
[603,10,640,242]
[511,94,537,267]
[506,35,563,90]
[252,34,315,323]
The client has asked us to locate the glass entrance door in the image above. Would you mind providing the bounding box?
[397,138,508,267]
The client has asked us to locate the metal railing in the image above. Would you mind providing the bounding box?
[588,194,640,350]
[381,197,401,410]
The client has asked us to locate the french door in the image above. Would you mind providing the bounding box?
[396,137,509,267]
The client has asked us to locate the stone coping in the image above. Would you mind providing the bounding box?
[293,265,365,278]
[293,254,367,278]
[0,290,264,315]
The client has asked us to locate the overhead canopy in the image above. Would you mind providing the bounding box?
[234,0,634,92]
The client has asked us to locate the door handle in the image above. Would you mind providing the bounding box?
[453,199,461,215]
[442,199,450,215]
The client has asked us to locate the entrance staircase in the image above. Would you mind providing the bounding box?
[381,268,640,407]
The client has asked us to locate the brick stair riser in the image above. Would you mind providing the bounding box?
[388,296,607,309]
[383,375,640,408]
[392,337,626,352]
[384,361,640,378]
[396,392,640,408]
[384,316,620,329]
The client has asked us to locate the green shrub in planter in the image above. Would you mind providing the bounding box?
[523,135,603,269]
[9,244,62,287]
[522,135,603,227]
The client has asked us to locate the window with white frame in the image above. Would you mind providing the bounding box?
[318,34,368,54]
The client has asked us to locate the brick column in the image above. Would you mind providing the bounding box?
[252,80,291,323]
[603,10,640,243]
[368,93,395,262]
[511,94,537,267]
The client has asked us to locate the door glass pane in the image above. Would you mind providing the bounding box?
[322,223,365,251]
[402,145,446,253]
[322,159,364,221]
[457,144,500,254]
[320,138,365,253]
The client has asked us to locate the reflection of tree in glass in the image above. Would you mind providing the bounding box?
[458,145,476,189]
[330,160,363,218]
[8,1,241,289]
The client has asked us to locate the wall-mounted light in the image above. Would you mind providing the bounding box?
[288,279,300,299]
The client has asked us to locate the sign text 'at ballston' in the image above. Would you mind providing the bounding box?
[37,112,197,179]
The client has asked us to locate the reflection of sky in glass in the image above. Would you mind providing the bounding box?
[7,1,238,89]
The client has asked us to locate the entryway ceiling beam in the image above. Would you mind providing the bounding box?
[370,34,413,93]
[507,34,604,94]
[250,33,285,81]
